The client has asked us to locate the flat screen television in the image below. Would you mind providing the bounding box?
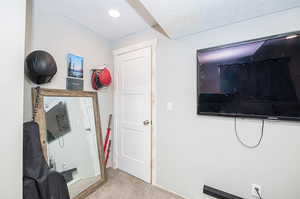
[197,32,300,121]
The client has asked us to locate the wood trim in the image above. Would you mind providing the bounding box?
[113,39,157,56]
[32,88,48,159]
[31,88,107,199]
[150,39,158,185]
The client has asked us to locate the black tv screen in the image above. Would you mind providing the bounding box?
[197,32,300,120]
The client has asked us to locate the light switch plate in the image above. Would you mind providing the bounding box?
[167,102,173,111]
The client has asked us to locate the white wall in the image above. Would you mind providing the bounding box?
[113,7,300,199]
[0,0,26,198]
[24,0,114,166]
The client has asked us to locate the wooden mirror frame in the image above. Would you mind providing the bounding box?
[32,88,107,199]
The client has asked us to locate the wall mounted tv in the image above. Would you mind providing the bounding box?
[197,32,300,121]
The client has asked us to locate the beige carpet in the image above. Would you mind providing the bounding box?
[69,176,101,198]
[87,168,185,199]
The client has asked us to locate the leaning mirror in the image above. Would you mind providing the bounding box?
[32,88,107,199]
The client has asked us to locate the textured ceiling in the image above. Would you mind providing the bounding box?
[34,0,300,40]
[139,0,300,39]
[37,0,150,41]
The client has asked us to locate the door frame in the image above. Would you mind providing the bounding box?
[113,39,157,184]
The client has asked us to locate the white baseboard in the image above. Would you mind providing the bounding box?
[152,183,217,199]
[152,183,192,199]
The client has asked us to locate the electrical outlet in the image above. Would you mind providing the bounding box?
[251,184,262,198]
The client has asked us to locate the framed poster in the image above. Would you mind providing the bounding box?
[67,54,84,78]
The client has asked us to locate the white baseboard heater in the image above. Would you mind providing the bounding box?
[203,185,244,199]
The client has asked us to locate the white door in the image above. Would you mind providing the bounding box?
[115,46,152,182]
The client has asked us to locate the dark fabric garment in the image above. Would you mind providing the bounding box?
[23,121,70,199]
[23,178,40,199]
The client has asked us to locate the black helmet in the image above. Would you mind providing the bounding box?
[25,50,57,84]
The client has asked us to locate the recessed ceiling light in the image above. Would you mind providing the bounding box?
[108,9,120,18]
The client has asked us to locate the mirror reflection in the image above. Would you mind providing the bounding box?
[44,96,101,198]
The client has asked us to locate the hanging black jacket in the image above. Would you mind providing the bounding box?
[23,121,70,199]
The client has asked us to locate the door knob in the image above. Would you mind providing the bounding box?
[143,120,150,125]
